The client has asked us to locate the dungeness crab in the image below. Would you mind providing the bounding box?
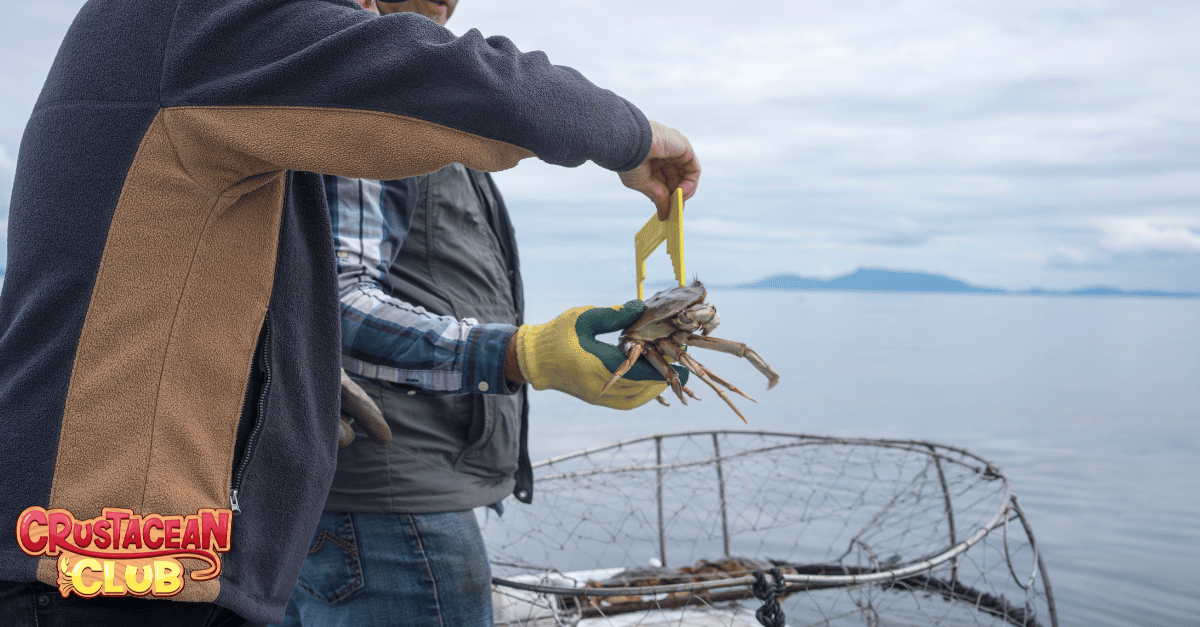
[600,280,779,421]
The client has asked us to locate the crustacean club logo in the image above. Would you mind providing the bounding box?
[16,506,233,598]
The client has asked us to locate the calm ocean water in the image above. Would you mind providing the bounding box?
[518,287,1200,627]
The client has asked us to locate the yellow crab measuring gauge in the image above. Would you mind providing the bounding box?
[635,188,686,300]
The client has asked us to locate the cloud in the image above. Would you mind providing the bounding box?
[849,215,932,247]
[1098,219,1200,256]
[1043,217,1200,278]
[0,214,6,279]
[2,145,15,257]
[1046,244,1104,268]
[0,146,9,271]
[3,0,1200,292]
[0,146,14,186]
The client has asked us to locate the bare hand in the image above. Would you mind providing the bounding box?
[618,120,701,220]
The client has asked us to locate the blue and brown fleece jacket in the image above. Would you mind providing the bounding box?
[0,0,650,621]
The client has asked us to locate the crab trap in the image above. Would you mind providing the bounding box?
[485,431,1058,627]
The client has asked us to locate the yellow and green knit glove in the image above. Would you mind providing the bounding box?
[514,301,689,410]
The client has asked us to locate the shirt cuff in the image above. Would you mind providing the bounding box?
[462,323,521,395]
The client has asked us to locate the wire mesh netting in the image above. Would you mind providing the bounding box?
[485,431,1057,627]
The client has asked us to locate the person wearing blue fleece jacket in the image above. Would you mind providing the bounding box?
[0,0,700,624]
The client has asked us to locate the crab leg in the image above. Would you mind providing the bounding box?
[683,333,780,389]
[659,340,753,402]
[642,346,697,405]
[672,350,750,424]
[694,366,754,402]
[598,341,645,396]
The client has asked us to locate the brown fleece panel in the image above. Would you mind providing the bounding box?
[44,103,520,602]
[49,111,279,527]
[161,106,534,191]
[142,177,282,515]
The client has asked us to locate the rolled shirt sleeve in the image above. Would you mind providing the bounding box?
[327,174,517,395]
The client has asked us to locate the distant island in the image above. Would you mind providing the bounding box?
[728,269,1200,299]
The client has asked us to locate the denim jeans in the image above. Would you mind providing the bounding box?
[0,580,250,627]
[275,510,492,627]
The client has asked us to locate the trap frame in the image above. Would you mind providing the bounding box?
[486,430,1058,627]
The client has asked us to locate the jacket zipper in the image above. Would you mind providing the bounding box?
[230,317,272,515]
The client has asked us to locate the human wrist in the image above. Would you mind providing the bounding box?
[505,327,526,385]
[464,323,521,394]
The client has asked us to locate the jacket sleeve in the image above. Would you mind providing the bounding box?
[327,174,516,395]
[157,0,652,193]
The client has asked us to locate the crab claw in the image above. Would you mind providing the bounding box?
[341,370,392,446]
[337,416,356,448]
[683,333,780,389]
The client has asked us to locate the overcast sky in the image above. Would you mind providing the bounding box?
[3,0,1198,293]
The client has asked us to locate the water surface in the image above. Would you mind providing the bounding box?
[517,288,1200,627]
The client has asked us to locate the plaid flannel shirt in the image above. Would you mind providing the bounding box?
[326,174,517,396]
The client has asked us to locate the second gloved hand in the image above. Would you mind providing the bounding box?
[513,301,689,410]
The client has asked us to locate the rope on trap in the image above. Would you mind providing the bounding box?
[751,567,787,627]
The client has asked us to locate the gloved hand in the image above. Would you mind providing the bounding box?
[338,370,392,448]
[513,301,689,410]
